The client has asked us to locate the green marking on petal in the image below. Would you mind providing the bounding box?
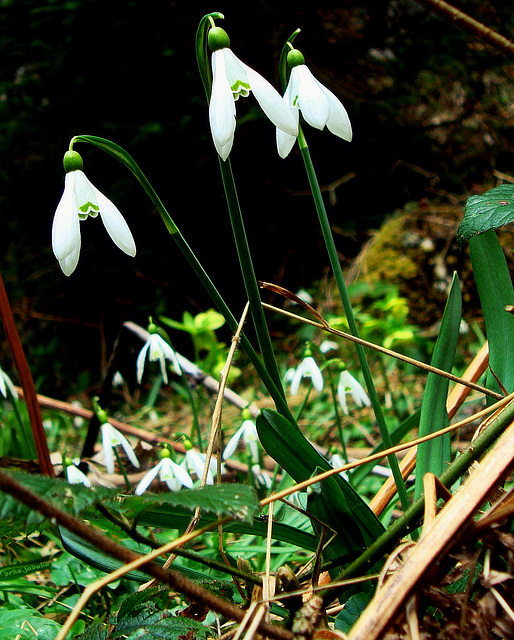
[79,202,100,216]
[231,80,250,98]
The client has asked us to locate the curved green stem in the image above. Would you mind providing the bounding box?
[70,135,294,423]
[218,159,286,404]
[298,130,409,511]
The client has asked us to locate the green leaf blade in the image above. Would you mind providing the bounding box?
[415,273,461,497]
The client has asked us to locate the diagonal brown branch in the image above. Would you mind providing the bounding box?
[414,0,514,57]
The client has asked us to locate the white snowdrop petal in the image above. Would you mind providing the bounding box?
[209,50,237,152]
[52,172,81,261]
[135,463,162,495]
[244,65,298,136]
[94,187,136,257]
[312,77,352,141]
[295,66,330,130]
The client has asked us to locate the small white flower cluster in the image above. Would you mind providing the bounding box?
[0,364,17,400]
[288,347,370,416]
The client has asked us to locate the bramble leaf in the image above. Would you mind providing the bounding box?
[458,185,514,243]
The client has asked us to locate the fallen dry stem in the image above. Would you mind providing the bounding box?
[262,302,502,400]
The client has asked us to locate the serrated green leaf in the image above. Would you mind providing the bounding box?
[76,621,109,640]
[0,470,117,525]
[117,587,164,622]
[114,604,210,639]
[121,483,258,522]
[458,185,514,242]
[415,272,461,497]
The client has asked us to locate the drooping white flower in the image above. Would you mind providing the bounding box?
[66,463,92,487]
[52,150,136,276]
[101,422,140,475]
[135,455,193,495]
[208,27,298,160]
[337,370,370,415]
[277,48,352,158]
[290,355,324,395]
[0,365,18,400]
[320,340,339,354]
[223,418,259,464]
[328,451,349,481]
[183,446,220,485]
[136,330,181,385]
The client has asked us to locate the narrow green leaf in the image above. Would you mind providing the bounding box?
[256,409,384,558]
[415,273,461,497]
[470,230,514,396]
[458,185,514,242]
[138,506,319,551]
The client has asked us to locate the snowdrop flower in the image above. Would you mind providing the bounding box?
[277,48,352,158]
[251,464,272,489]
[337,370,370,415]
[135,450,193,495]
[290,348,324,395]
[182,439,218,485]
[136,322,181,385]
[208,27,298,160]
[320,340,339,354]
[0,365,17,400]
[101,422,140,475]
[328,450,349,482]
[223,412,259,463]
[66,461,92,488]
[52,150,136,276]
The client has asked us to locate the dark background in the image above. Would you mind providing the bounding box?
[1,0,513,395]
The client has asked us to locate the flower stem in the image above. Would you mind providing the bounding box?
[298,130,409,510]
[218,159,286,404]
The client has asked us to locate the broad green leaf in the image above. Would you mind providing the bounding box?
[458,185,514,242]
[470,230,514,396]
[415,272,461,497]
[334,591,373,633]
[256,409,384,559]
[0,471,257,526]
[59,528,229,585]
[0,607,62,640]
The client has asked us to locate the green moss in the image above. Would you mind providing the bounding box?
[362,216,418,281]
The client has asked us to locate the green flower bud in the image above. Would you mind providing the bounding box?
[208,26,230,52]
[242,407,252,421]
[159,447,171,459]
[182,436,193,451]
[287,49,305,69]
[63,150,83,173]
[303,342,313,358]
[147,317,158,334]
